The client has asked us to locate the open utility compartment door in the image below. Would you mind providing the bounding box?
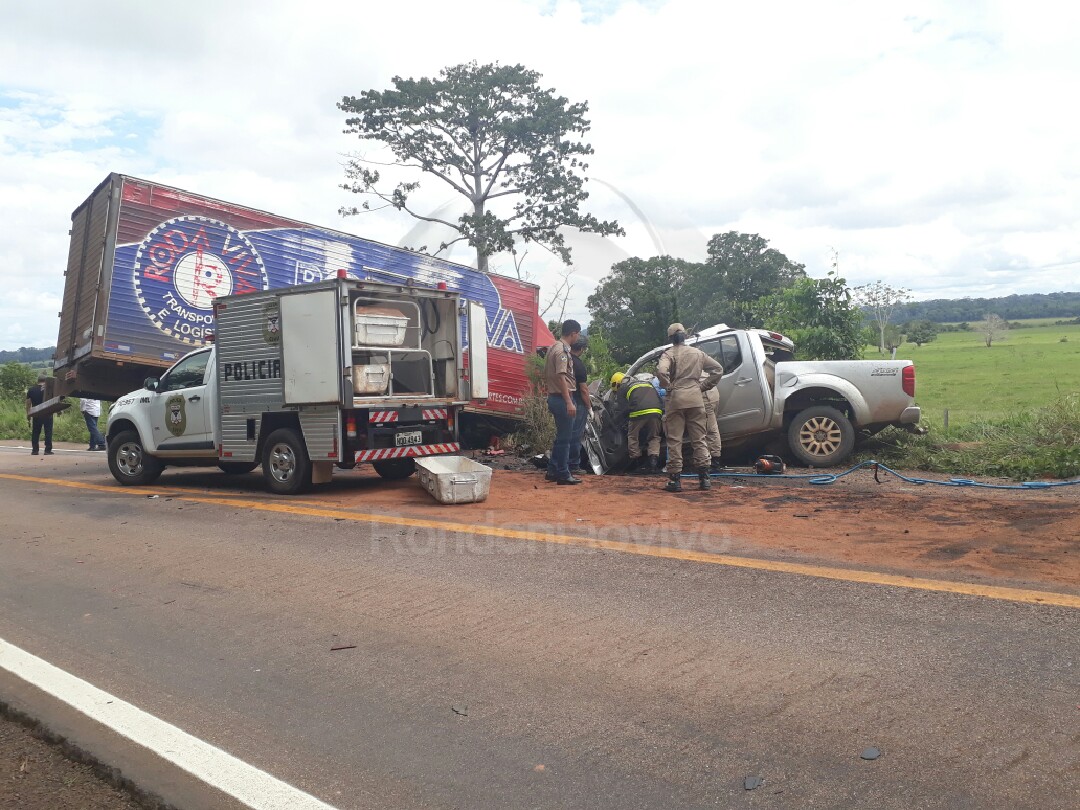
[466,301,489,401]
[281,288,343,404]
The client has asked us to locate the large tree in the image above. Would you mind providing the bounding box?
[338,61,622,273]
[586,256,699,361]
[688,232,807,327]
[853,280,912,353]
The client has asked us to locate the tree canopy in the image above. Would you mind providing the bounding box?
[689,232,806,327]
[756,273,864,360]
[585,256,695,361]
[338,61,623,273]
[586,233,812,362]
[903,319,939,347]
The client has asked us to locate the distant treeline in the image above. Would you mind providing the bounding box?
[896,291,1080,323]
[0,346,54,364]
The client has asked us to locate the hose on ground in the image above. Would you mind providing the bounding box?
[678,459,1080,490]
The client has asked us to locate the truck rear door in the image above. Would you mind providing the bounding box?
[466,301,489,401]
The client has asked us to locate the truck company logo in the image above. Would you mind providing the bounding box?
[134,216,269,345]
[165,394,187,436]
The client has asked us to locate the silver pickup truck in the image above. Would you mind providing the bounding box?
[583,324,921,473]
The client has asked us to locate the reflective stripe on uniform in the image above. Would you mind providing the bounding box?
[624,383,651,400]
[629,408,663,418]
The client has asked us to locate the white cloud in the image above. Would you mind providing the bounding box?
[1,0,1079,348]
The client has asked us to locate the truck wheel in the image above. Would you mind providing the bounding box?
[218,461,258,475]
[373,458,416,480]
[108,430,163,486]
[262,429,312,495]
[787,406,855,467]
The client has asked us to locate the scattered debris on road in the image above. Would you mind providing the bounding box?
[861,747,882,761]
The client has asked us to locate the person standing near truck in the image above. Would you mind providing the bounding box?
[80,398,107,451]
[544,319,584,485]
[25,374,53,456]
[569,337,591,472]
[655,324,723,492]
[701,375,724,472]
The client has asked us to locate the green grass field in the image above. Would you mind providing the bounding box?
[886,320,1080,429]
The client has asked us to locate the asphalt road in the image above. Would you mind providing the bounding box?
[0,446,1077,809]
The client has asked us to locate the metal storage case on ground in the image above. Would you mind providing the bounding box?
[414,456,493,504]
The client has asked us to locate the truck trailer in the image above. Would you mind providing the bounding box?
[107,277,488,494]
[48,173,553,422]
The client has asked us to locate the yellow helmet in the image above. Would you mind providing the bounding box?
[610,372,625,386]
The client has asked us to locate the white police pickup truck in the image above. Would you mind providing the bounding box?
[106,277,488,494]
[583,324,921,473]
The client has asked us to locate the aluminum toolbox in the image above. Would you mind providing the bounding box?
[414,456,492,504]
[354,304,409,347]
[353,363,390,395]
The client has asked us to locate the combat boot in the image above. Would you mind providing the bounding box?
[664,474,682,492]
[710,456,724,473]
[646,455,659,474]
[698,469,712,490]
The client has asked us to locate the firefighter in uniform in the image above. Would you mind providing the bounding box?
[655,324,723,491]
[612,371,664,474]
[702,373,724,472]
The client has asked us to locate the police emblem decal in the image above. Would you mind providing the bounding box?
[134,216,269,346]
[165,394,187,436]
[263,301,281,344]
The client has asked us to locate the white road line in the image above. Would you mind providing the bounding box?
[0,637,339,810]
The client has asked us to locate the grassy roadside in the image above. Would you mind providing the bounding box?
[0,401,100,444]
[862,394,1080,480]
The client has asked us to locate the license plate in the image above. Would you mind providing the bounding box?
[395,430,423,447]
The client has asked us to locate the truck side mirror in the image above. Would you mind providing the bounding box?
[144,377,159,391]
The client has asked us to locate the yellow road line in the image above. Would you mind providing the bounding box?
[2,472,1078,609]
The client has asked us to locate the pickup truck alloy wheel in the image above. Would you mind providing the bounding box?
[262,428,313,495]
[107,429,163,486]
[787,405,855,467]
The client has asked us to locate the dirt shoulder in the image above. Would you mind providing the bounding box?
[0,708,146,810]
[311,464,1080,592]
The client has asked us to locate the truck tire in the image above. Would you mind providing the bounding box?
[262,428,312,495]
[787,405,855,468]
[108,430,164,486]
[218,461,258,475]
[373,458,416,480]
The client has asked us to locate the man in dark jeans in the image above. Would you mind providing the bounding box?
[543,319,583,485]
[569,337,590,472]
[25,374,54,456]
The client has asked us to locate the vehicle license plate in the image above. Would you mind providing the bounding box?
[395,430,423,447]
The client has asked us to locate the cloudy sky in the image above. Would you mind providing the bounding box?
[2,0,1078,349]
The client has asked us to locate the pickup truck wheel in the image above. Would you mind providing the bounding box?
[262,428,312,494]
[218,461,258,475]
[787,406,855,467]
[373,458,416,480]
[108,430,163,486]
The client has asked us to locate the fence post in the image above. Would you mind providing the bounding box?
[943,408,949,431]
